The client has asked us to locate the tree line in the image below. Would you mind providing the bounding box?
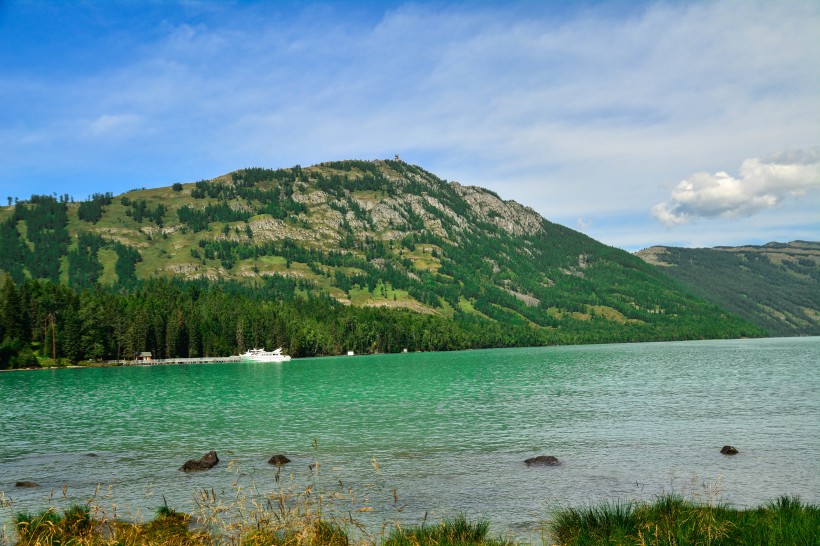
[0,275,537,368]
[0,273,764,370]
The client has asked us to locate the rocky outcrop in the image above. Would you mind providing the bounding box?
[452,183,543,237]
[634,246,673,267]
[525,455,560,466]
[268,454,291,466]
[720,445,739,455]
[15,481,39,488]
[504,287,540,307]
[179,450,219,472]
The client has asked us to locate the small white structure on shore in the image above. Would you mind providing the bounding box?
[347,350,355,356]
[135,351,152,363]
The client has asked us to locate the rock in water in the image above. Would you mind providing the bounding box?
[15,481,39,488]
[268,454,291,466]
[525,455,560,466]
[200,450,219,466]
[179,450,219,472]
[720,445,739,455]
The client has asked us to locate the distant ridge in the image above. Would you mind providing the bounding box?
[636,241,820,337]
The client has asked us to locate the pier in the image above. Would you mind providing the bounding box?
[107,356,242,366]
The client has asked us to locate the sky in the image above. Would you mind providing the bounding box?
[1,0,818,251]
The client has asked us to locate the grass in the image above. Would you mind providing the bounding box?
[8,508,506,546]
[349,282,411,306]
[95,248,119,286]
[15,504,94,545]
[2,462,513,546]
[383,515,514,546]
[588,306,629,324]
[12,503,210,546]
[549,494,820,545]
[457,297,494,321]
[4,471,818,546]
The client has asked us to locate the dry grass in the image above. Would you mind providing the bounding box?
[2,459,392,546]
[1,460,512,546]
[4,467,816,546]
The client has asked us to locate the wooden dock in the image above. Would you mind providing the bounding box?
[107,356,242,366]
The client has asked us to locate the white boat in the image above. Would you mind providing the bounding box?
[239,347,291,362]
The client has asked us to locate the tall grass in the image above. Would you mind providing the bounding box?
[549,494,820,545]
[4,472,817,546]
[7,502,503,546]
[14,504,93,545]
[383,514,514,546]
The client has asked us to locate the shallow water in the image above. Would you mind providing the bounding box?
[1,337,818,538]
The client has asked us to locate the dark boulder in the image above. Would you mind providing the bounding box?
[525,455,560,466]
[720,445,739,455]
[15,481,39,488]
[268,454,291,466]
[179,450,219,472]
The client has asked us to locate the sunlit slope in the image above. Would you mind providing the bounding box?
[0,159,763,342]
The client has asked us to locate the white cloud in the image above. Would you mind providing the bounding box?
[652,148,820,226]
[87,114,143,137]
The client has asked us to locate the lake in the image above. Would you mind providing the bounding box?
[1,337,819,539]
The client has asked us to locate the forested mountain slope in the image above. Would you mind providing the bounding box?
[636,242,820,337]
[0,160,763,366]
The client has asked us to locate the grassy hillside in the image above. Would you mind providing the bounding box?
[636,241,820,336]
[0,160,764,363]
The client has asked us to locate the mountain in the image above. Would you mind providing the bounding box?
[0,160,763,365]
[636,242,820,337]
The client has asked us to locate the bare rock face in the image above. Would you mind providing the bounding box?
[720,445,739,455]
[525,455,560,466]
[179,450,219,472]
[268,454,291,466]
[453,184,544,237]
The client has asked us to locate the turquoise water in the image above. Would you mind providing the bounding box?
[1,337,819,538]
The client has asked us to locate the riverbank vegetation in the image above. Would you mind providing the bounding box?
[5,496,818,545]
[550,494,820,545]
[0,273,762,369]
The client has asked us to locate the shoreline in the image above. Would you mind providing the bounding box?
[6,334,817,373]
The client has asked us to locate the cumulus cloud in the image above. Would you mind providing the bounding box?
[652,148,820,226]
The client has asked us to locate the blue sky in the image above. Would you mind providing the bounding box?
[1,0,818,251]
